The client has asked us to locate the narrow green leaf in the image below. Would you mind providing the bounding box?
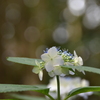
[0,99,16,100]
[65,86,100,99]
[62,65,100,74]
[0,84,49,95]
[9,93,47,100]
[7,57,100,75]
[7,57,42,66]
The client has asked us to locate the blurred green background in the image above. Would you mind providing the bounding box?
[0,0,100,99]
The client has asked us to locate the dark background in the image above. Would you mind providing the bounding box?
[0,0,100,99]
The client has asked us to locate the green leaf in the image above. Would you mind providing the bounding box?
[7,57,100,75]
[62,65,100,74]
[65,86,100,99]
[7,57,42,66]
[9,93,47,100]
[0,84,49,95]
[61,67,69,74]
[0,99,16,100]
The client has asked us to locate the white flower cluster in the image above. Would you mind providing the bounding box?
[32,46,84,80]
[47,77,93,100]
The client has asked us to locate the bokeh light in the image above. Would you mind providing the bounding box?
[1,22,15,39]
[63,8,77,23]
[67,0,86,16]
[53,27,69,44]
[83,4,100,29]
[88,38,100,54]
[5,3,21,24]
[2,49,16,66]
[24,26,40,43]
[23,0,40,7]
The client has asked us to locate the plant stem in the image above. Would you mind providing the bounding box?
[56,75,60,100]
[46,94,55,100]
[63,97,68,100]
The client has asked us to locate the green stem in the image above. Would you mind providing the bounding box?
[56,75,60,100]
[63,97,68,100]
[46,94,55,100]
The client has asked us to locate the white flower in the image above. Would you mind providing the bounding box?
[32,60,43,81]
[73,51,85,74]
[47,77,93,100]
[73,51,83,66]
[40,47,85,76]
[78,79,93,99]
[41,47,64,73]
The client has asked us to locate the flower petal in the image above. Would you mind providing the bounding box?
[74,50,78,57]
[69,71,75,75]
[60,73,66,76]
[81,70,85,75]
[65,62,73,66]
[48,47,58,58]
[39,70,43,81]
[32,67,40,74]
[35,60,39,66]
[53,56,64,66]
[41,53,50,62]
[45,61,54,72]
[81,79,89,86]
[78,56,83,65]
[53,66,62,75]
[48,71,55,77]
[78,93,88,100]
